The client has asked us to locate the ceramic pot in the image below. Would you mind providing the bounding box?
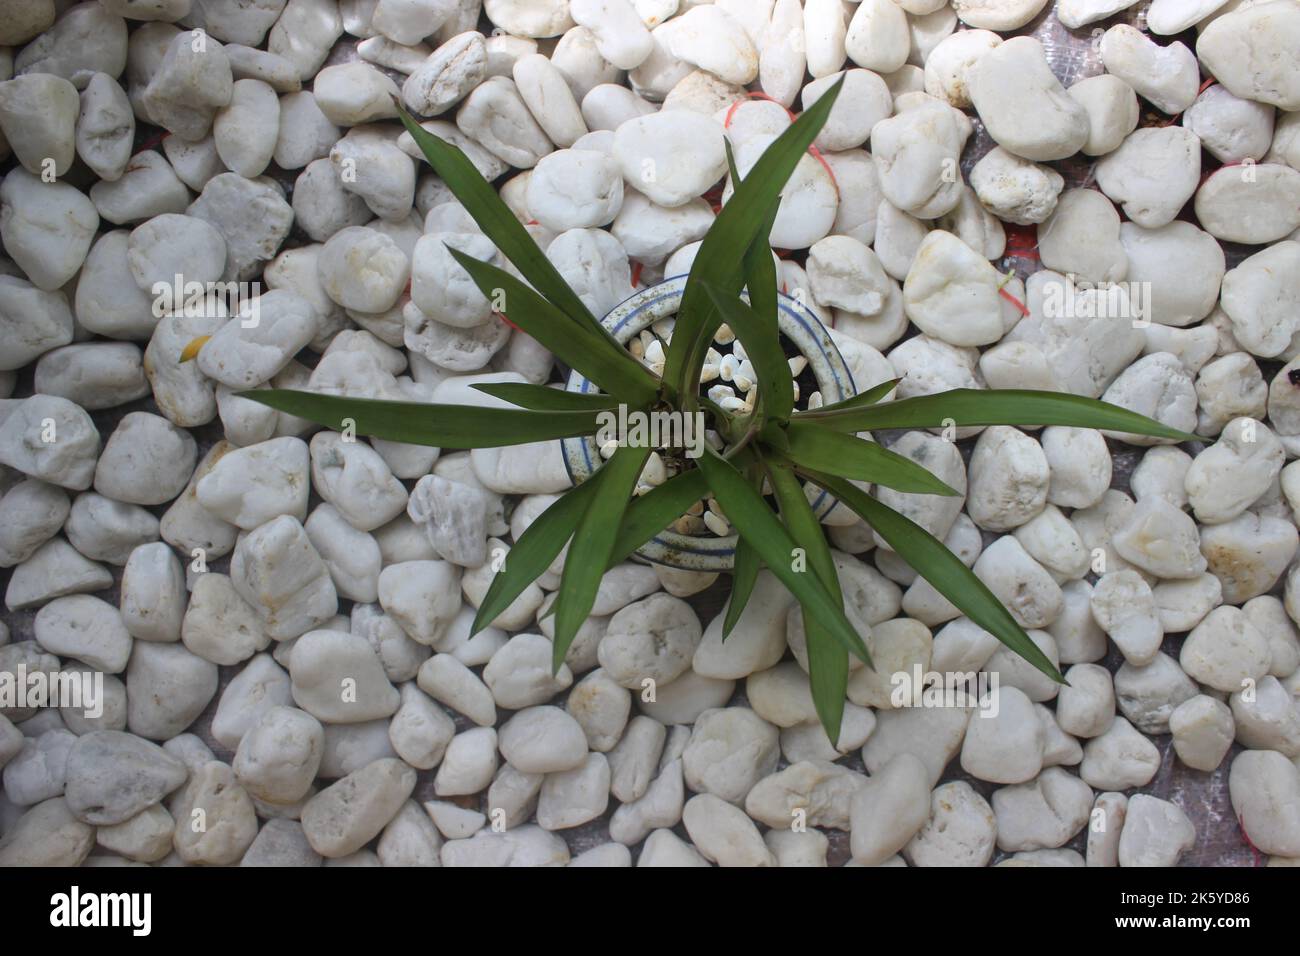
[560,274,857,571]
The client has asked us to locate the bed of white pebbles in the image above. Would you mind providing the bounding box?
[0,0,1299,868]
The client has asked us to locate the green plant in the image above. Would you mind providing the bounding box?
[244,80,1195,743]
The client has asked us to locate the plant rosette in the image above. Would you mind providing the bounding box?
[561,273,856,571]
[244,80,1197,742]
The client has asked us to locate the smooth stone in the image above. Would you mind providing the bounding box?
[904,780,997,867]
[433,727,498,796]
[1117,794,1196,867]
[289,629,400,724]
[63,730,187,825]
[968,37,1088,162]
[1100,25,1199,115]
[1080,716,1161,790]
[233,705,322,805]
[0,797,94,867]
[682,707,780,806]
[125,642,219,740]
[1068,74,1140,157]
[1198,2,1300,111]
[301,758,416,858]
[171,761,258,865]
[498,705,588,774]
[682,793,775,866]
[1229,749,1300,857]
[33,595,132,674]
[848,753,931,865]
[1096,127,1201,229]
[992,767,1093,852]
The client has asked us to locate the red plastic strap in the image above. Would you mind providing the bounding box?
[722,93,840,199]
[999,287,1030,317]
[1160,73,1218,127]
[723,91,797,128]
[496,312,522,333]
[630,261,644,289]
[1238,815,1264,867]
[808,144,839,197]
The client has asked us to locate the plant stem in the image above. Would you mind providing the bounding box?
[724,421,760,460]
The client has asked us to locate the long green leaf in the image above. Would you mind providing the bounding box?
[784,422,960,496]
[767,460,847,744]
[722,537,760,639]
[805,469,1064,685]
[721,463,765,639]
[723,137,741,191]
[552,445,650,670]
[609,468,710,564]
[799,377,900,416]
[471,382,621,412]
[702,283,793,424]
[663,77,845,398]
[697,448,870,665]
[448,248,658,406]
[805,388,1198,442]
[472,477,603,634]
[396,107,603,336]
[238,390,604,448]
[738,192,787,418]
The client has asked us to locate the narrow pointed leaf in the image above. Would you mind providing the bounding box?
[238,390,605,448]
[722,537,760,639]
[737,198,787,416]
[471,382,621,412]
[472,477,603,634]
[766,463,839,597]
[807,388,1199,442]
[767,460,847,744]
[448,248,658,405]
[396,107,603,335]
[697,448,870,665]
[702,282,792,423]
[664,77,845,396]
[552,445,651,670]
[784,422,961,496]
[723,137,741,186]
[609,468,710,564]
[722,133,782,362]
[805,469,1065,685]
[721,463,766,639]
[741,202,780,332]
[798,377,900,416]
[802,616,850,749]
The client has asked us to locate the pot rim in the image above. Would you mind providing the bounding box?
[559,274,858,572]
